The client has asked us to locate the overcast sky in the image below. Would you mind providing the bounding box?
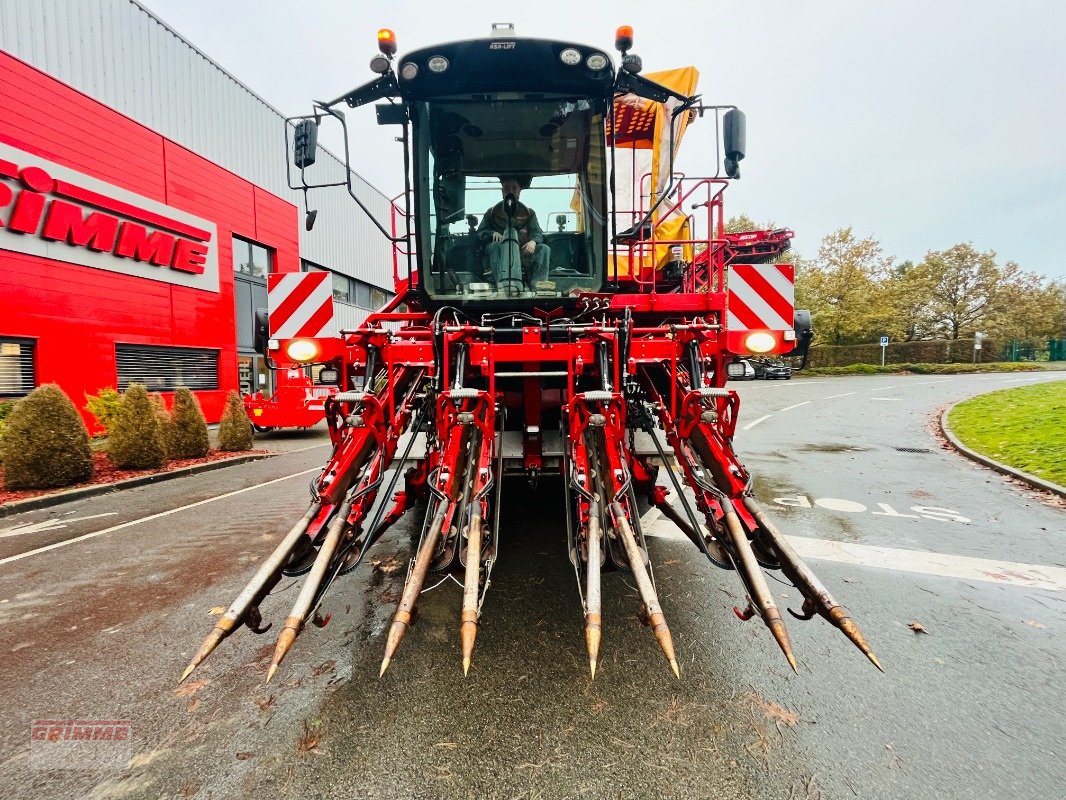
[142,0,1065,280]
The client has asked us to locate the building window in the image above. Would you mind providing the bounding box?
[115,345,219,392]
[0,338,36,396]
[233,236,272,279]
[315,267,390,311]
[332,273,352,303]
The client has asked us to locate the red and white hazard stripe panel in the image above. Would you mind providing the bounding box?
[267,272,337,339]
[727,263,795,332]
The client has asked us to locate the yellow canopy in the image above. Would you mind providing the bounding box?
[609,66,700,279]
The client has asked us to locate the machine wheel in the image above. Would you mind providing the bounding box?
[252,424,274,433]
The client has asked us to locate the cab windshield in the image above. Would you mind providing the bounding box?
[415,98,606,302]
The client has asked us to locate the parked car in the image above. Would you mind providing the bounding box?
[753,359,792,380]
[728,359,757,381]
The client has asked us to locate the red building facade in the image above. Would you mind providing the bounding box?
[0,51,300,424]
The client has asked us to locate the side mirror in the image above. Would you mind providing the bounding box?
[785,309,814,368]
[722,109,746,179]
[293,119,318,169]
[253,308,270,355]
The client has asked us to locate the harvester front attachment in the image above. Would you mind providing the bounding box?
[183,319,879,686]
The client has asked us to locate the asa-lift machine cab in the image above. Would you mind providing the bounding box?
[184,24,877,686]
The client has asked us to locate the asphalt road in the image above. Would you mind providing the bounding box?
[0,372,1063,799]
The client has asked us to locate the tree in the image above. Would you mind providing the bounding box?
[0,385,93,490]
[108,384,167,470]
[217,390,253,452]
[798,227,893,345]
[913,243,1007,339]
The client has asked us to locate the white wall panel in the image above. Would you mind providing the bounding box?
[0,0,395,293]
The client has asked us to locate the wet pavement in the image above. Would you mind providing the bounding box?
[0,374,1062,799]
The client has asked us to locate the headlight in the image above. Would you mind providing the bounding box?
[744,332,777,353]
[427,56,449,73]
[586,53,609,71]
[400,62,419,81]
[559,48,582,66]
[286,339,320,362]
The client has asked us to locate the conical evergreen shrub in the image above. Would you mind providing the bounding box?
[151,392,177,459]
[0,384,93,490]
[170,387,210,459]
[108,384,167,470]
[217,390,253,452]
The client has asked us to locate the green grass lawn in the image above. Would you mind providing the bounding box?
[948,381,1066,486]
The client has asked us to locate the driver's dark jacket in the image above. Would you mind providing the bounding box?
[475,201,545,247]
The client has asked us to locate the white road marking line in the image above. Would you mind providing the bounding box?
[0,468,321,567]
[822,392,857,399]
[643,521,1065,591]
[742,414,772,430]
[870,397,903,401]
[778,401,811,412]
[0,513,119,539]
[787,537,1066,592]
[639,507,662,529]
[280,442,331,453]
[869,385,900,391]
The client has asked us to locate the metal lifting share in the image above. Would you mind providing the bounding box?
[182,23,879,686]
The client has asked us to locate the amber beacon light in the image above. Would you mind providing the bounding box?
[377,28,397,57]
[615,25,634,53]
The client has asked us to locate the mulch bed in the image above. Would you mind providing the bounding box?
[0,449,269,506]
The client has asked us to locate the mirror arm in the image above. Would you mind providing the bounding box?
[308,101,407,244]
[326,74,400,109]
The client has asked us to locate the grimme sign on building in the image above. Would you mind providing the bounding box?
[0,140,219,293]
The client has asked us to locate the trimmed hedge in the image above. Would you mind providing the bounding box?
[217,390,253,452]
[170,387,210,459]
[802,362,1041,377]
[108,384,167,470]
[0,385,93,490]
[807,338,997,368]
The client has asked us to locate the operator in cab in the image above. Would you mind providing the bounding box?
[475,175,551,293]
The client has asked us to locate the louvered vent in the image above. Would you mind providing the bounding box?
[115,345,219,392]
[0,339,36,396]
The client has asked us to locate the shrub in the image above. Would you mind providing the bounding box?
[217,390,253,452]
[0,399,16,453]
[108,384,167,470]
[84,387,123,436]
[170,387,210,459]
[0,385,93,490]
[150,393,178,459]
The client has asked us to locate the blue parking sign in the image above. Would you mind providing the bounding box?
[880,336,889,347]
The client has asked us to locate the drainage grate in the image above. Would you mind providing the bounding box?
[895,447,933,454]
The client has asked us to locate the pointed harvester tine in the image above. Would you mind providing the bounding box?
[721,502,798,672]
[743,497,883,672]
[460,511,483,676]
[180,501,322,684]
[380,499,450,677]
[266,500,350,682]
[585,498,603,679]
[610,501,680,679]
